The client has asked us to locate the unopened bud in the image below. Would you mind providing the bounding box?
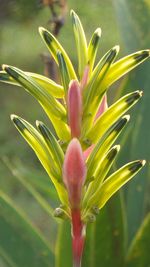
[95,94,108,120]
[63,138,86,208]
[68,80,82,138]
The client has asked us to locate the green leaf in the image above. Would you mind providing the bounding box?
[57,51,70,96]
[114,0,150,243]
[55,221,72,267]
[87,28,101,75]
[39,27,77,80]
[0,70,64,98]
[2,157,56,221]
[36,121,64,171]
[82,193,125,267]
[86,115,130,181]
[100,49,150,90]
[0,192,54,267]
[71,10,88,78]
[96,160,146,209]
[3,65,70,140]
[126,213,150,267]
[86,90,142,143]
[11,115,68,206]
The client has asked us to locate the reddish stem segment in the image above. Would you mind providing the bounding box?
[71,209,86,267]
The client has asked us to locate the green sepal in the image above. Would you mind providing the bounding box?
[86,90,143,143]
[0,70,64,98]
[96,160,146,209]
[3,65,70,140]
[11,115,68,205]
[100,49,150,90]
[87,28,101,75]
[36,120,64,171]
[71,10,88,78]
[57,51,70,96]
[82,46,120,136]
[82,145,120,208]
[39,27,77,80]
[86,115,130,181]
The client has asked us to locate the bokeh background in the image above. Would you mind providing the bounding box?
[0,1,150,267]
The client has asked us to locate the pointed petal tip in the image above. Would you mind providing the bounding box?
[10,114,17,121]
[114,45,120,53]
[140,159,146,166]
[69,79,79,88]
[2,64,9,71]
[38,26,46,35]
[139,90,143,97]
[70,9,76,16]
[113,144,121,152]
[35,120,41,128]
[95,28,102,37]
[123,114,130,122]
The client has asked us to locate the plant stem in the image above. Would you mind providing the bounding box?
[71,209,86,267]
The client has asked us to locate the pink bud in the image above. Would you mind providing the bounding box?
[63,138,86,208]
[68,80,82,138]
[80,65,90,90]
[83,144,94,160]
[95,94,108,120]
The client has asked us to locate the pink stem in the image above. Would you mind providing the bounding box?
[71,209,86,267]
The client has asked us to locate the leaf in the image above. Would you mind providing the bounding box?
[2,157,56,221]
[126,213,150,267]
[96,160,146,209]
[114,0,150,243]
[88,28,101,75]
[71,10,88,78]
[0,192,54,267]
[39,27,77,80]
[86,115,130,181]
[55,221,72,267]
[82,193,125,267]
[3,65,70,141]
[0,70,64,98]
[86,90,142,143]
[11,115,68,206]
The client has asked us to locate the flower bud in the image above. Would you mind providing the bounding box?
[68,80,82,138]
[95,94,108,120]
[63,138,86,208]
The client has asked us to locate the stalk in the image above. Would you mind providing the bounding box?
[71,209,86,267]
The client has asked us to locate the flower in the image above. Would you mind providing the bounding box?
[0,9,149,267]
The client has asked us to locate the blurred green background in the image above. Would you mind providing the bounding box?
[0,1,150,267]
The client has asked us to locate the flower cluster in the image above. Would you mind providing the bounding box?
[0,10,149,267]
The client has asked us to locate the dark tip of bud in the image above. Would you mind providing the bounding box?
[115,115,130,132]
[107,45,120,63]
[134,50,150,62]
[39,28,52,45]
[128,160,146,173]
[126,90,143,105]
[107,145,120,161]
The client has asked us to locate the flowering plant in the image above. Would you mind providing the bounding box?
[0,10,149,267]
